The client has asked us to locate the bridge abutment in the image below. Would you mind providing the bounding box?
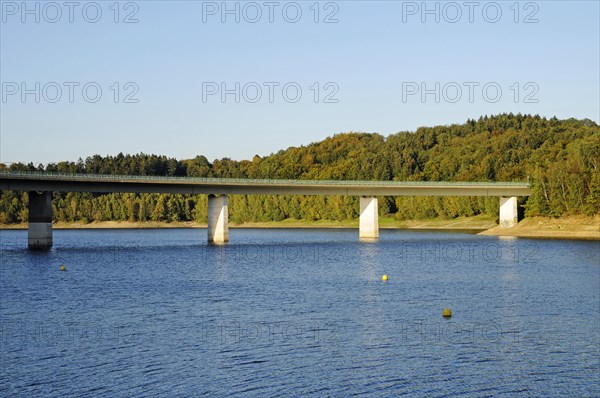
[359,196,379,239]
[499,196,518,228]
[28,191,53,250]
[208,194,229,244]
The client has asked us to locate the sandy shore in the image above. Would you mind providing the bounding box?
[1,216,598,240]
[478,216,600,240]
[0,220,204,230]
[0,216,495,231]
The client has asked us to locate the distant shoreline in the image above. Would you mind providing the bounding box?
[477,215,600,240]
[1,215,598,240]
[0,215,495,231]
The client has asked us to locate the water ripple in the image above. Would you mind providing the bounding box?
[1,229,599,397]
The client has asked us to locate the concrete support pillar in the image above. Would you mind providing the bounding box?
[208,194,229,244]
[499,196,518,228]
[359,196,379,239]
[28,191,53,249]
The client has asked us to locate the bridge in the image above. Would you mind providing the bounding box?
[0,171,531,249]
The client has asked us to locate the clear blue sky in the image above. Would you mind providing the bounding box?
[1,0,598,164]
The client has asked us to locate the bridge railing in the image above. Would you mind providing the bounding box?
[0,170,530,187]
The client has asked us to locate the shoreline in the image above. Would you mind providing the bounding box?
[0,215,598,240]
[477,215,599,240]
[0,215,496,231]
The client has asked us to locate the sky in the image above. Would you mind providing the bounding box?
[1,0,599,165]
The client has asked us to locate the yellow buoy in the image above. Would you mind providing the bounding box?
[59,265,66,272]
[442,308,452,318]
[381,274,388,282]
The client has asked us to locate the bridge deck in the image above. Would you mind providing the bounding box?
[0,172,531,196]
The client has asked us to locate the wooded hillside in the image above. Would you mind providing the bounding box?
[1,114,598,224]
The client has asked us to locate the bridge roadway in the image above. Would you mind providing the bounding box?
[0,172,531,248]
[0,172,531,196]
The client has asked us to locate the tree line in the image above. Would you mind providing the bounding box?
[1,113,598,224]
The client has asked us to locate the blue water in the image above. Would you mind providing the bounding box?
[1,229,599,397]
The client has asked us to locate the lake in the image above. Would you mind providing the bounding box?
[1,229,599,397]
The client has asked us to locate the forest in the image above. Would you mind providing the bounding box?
[1,113,598,224]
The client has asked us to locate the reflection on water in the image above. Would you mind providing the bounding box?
[1,228,599,397]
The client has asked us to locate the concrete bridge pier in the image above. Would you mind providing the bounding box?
[208,194,229,244]
[359,196,379,239]
[28,191,53,249]
[499,196,518,228]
